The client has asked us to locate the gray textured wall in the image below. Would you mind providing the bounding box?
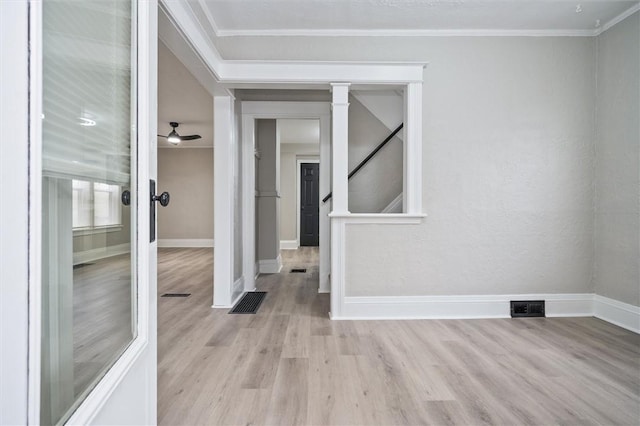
[256,119,280,261]
[594,12,640,306]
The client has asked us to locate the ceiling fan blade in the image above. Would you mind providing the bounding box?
[179,134,202,141]
[157,134,168,138]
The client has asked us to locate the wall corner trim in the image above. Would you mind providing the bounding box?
[593,295,640,333]
[334,293,597,321]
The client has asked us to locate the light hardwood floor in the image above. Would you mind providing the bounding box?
[73,254,133,396]
[158,247,640,425]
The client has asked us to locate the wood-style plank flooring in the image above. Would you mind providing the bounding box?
[73,253,132,396]
[158,247,640,425]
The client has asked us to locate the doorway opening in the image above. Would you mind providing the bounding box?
[241,102,331,295]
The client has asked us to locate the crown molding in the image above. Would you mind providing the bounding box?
[215,28,599,37]
[193,1,640,39]
[197,0,221,37]
[595,3,640,36]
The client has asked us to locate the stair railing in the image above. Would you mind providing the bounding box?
[322,123,403,203]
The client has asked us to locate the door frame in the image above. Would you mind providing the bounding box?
[296,158,320,248]
[24,1,157,424]
[241,103,331,294]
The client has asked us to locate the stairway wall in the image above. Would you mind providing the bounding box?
[348,96,403,213]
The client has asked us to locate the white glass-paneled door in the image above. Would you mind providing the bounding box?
[31,1,158,424]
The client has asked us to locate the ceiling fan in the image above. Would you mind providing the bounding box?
[157,122,201,145]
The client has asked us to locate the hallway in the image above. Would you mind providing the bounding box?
[157,248,639,425]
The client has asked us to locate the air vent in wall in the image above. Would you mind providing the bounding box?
[290,268,307,273]
[511,300,545,318]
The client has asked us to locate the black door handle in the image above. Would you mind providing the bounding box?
[150,180,170,243]
[121,190,131,206]
[152,191,170,207]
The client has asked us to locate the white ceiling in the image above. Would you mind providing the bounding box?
[278,119,320,144]
[195,0,639,36]
[158,41,214,148]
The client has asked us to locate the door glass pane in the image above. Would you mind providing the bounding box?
[40,1,137,424]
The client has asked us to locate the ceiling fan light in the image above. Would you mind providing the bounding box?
[167,129,181,145]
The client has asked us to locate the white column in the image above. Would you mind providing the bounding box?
[213,95,234,307]
[330,83,350,214]
[403,82,423,214]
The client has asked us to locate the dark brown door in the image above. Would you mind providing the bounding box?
[300,163,319,246]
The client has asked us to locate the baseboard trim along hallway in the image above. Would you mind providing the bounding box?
[335,293,640,333]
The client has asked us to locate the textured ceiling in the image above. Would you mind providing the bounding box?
[194,0,638,35]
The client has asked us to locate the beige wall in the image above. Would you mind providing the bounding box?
[157,148,214,240]
[594,12,640,306]
[280,143,319,243]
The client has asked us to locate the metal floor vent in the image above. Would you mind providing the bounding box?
[161,293,191,298]
[290,268,307,273]
[511,300,545,318]
[229,291,267,314]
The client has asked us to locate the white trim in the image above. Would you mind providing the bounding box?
[330,83,350,215]
[242,101,330,116]
[232,276,245,302]
[595,4,640,36]
[334,293,595,320]
[28,0,45,421]
[212,289,245,310]
[380,193,403,213]
[242,114,256,293]
[157,239,214,248]
[215,28,600,38]
[0,1,29,423]
[196,0,221,38]
[280,240,299,250]
[259,255,283,274]
[157,6,219,97]
[159,0,224,80]
[329,218,347,318]
[328,213,426,224]
[159,2,429,86]
[404,82,423,214]
[594,295,640,334]
[213,95,235,308]
[73,243,131,265]
[296,158,320,248]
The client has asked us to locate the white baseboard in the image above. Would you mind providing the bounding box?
[212,288,245,309]
[594,295,640,333]
[259,255,283,274]
[232,277,245,303]
[73,243,131,265]
[157,239,214,248]
[333,293,595,320]
[280,240,299,250]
